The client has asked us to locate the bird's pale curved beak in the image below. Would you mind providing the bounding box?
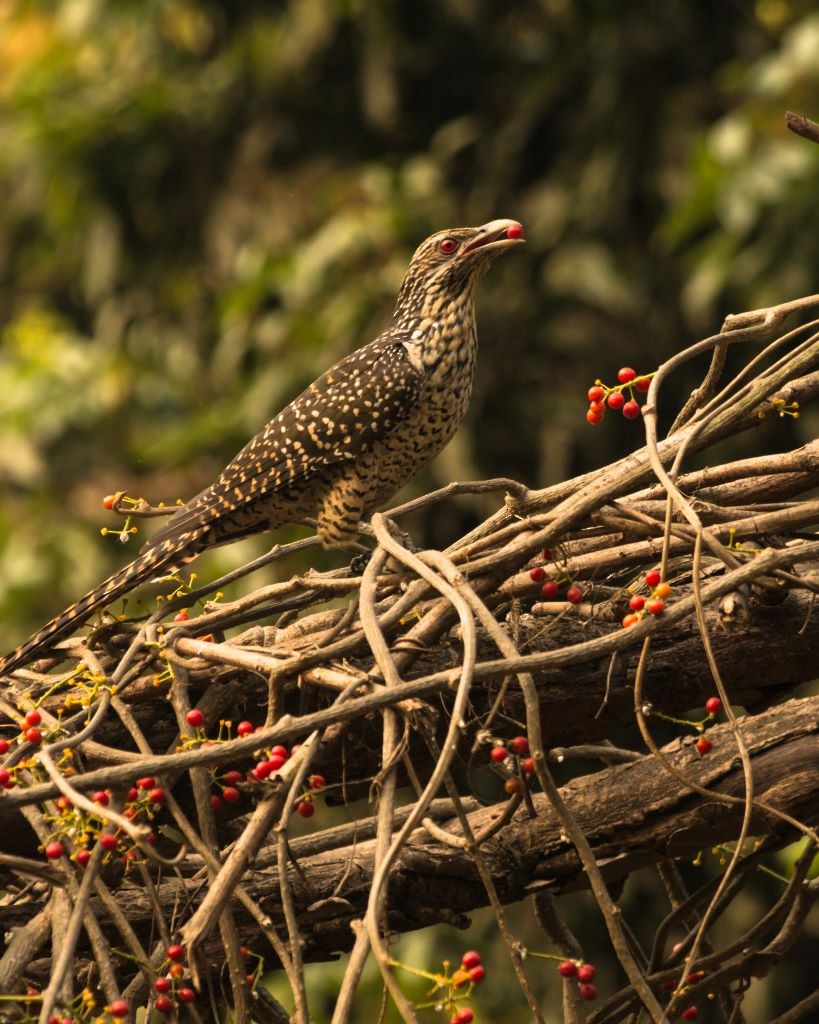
[462,219,525,255]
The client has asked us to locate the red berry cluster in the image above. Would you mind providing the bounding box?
[246,740,325,819]
[529,550,583,606]
[42,777,167,867]
[695,697,722,755]
[210,768,244,810]
[252,743,293,780]
[153,944,197,1013]
[448,949,485,1022]
[586,367,651,425]
[557,960,598,1000]
[622,569,671,628]
[0,709,50,783]
[488,735,535,790]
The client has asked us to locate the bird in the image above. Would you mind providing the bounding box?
[0,219,524,677]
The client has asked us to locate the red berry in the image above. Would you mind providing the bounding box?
[618,366,636,383]
[566,585,583,604]
[271,745,289,759]
[521,757,535,774]
[154,996,173,1014]
[622,613,640,628]
[510,736,529,755]
[154,977,171,993]
[0,768,11,787]
[93,790,110,805]
[452,1010,474,1024]
[629,594,645,611]
[24,727,42,744]
[461,950,482,969]
[557,960,577,977]
[224,770,243,785]
[529,566,546,583]
[0,739,8,754]
[56,795,72,811]
[236,720,255,736]
[174,611,190,622]
[25,709,41,727]
[607,390,625,410]
[644,569,661,588]
[622,399,641,420]
[222,786,240,803]
[177,988,196,1004]
[541,579,559,598]
[267,753,285,771]
[186,709,204,727]
[682,1009,698,1021]
[635,376,651,392]
[297,801,315,818]
[579,983,598,1000]
[109,1000,128,1017]
[309,774,326,790]
[148,787,165,804]
[136,776,156,790]
[75,849,91,866]
[705,697,722,716]
[696,737,713,755]
[577,964,596,982]
[646,598,665,616]
[588,400,605,416]
[587,385,605,403]
[490,745,509,763]
[210,794,222,810]
[506,223,523,239]
[127,788,139,802]
[99,833,119,851]
[586,408,604,425]
[45,841,64,859]
[103,494,116,509]
[469,965,485,984]
[166,943,184,962]
[253,761,273,780]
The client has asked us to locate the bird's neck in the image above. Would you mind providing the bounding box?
[392,293,478,375]
[391,282,477,337]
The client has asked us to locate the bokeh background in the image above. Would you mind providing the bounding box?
[1,2,818,1019]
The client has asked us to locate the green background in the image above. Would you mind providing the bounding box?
[1,2,818,1019]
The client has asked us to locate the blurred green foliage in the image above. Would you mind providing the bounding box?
[1,4,819,1016]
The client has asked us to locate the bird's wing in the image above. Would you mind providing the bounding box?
[143,338,423,551]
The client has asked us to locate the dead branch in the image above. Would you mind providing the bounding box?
[1,295,819,1023]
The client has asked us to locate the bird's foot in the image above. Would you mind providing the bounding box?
[348,528,418,575]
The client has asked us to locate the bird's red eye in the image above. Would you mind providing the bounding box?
[439,237,459,254]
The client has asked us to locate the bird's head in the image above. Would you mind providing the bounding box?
[394,219,525,323]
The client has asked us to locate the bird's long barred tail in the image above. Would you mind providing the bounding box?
[0,533,203,678]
